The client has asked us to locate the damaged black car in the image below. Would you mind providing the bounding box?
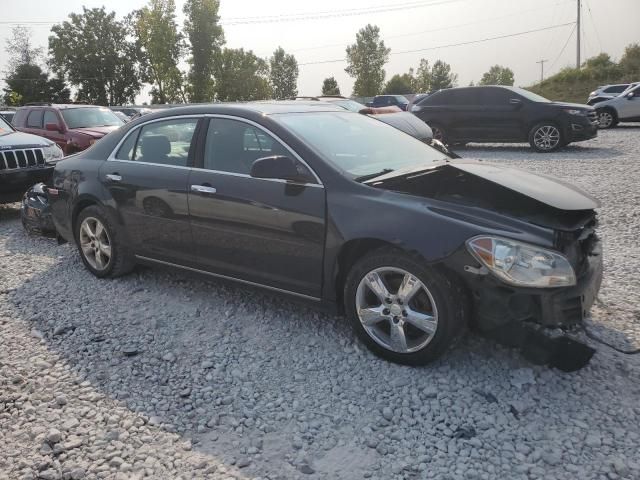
[47,103,602,369]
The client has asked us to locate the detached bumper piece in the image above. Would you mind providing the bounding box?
[21,183,56,236]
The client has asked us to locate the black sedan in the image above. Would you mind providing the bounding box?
[48,102,602,367]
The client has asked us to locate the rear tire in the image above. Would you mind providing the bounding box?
[528,122,563,152]
[75,205,134,278]
[344,248,466,365]
[596,108,618,129]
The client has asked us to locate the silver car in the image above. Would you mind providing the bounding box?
[587,83,634,105]
[595,83,640,128]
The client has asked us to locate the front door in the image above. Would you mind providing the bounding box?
[188,117,326,298]
[100,117,201,263]
[474,87,525,141]
[43,109,67,151]
[617,86,640,120]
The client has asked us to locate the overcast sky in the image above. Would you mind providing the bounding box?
[1,0,639,102]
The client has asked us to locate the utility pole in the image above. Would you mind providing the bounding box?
[536,59,548,83]
[576,0,581,68]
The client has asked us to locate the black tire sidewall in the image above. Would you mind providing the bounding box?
[528,122,563,152]
[344,249,464,366]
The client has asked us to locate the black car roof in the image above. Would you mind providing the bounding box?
[16,104,109,110]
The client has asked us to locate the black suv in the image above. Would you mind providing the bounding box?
[412,86,598,152]
[367,95,409,111]
[0,114,63,204]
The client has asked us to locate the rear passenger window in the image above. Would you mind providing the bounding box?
[115,130,140,160]
[128,119,198,166]
[204,118,290,174]
[26,110,43,128]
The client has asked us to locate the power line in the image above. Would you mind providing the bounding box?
[298,22,576,66]
[257,0,574,56]
[550,23,577,70]
[585,0,603,52]
[0,0,469,28]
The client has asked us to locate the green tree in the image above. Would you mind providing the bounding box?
[414,59,431,92]
[479,65,514,86]
[619,43,640,75]
[321,77,340,95]
[214,48,271,101]
[183,0,225,102]
[132,0,186,104]
[270,47,298,99]
[383,73,415,94]
[4,26,43,73]
[2,64,70,105]
[49,7,141,105]
[345,24,390,96]
[430,60,457,90]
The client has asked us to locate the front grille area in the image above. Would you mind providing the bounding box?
[0,148,45,171]
[588,111,599,125]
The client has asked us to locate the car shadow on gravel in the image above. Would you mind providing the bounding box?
[4,225,640,479]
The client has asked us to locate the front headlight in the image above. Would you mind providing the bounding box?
[467,236,576,288]
[43,144,64,163]
[563,108,587,116]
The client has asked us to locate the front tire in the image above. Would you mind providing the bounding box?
[75,205,134,278]
[528,122,563,152]
[344,248,466,365]
[596,108,618,129]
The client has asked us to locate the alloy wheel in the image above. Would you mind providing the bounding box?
[79,217,112,271]
[355,267,439,354]
[598,111,613,128]
[533,125,560,151]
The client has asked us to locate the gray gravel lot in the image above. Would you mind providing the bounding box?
[1,127,639,480]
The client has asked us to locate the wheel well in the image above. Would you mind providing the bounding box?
[71,199,97,237]
[334,239,398,311]
[598,106,618,118]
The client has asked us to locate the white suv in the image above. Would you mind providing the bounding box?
[595,83,640,128]
[587,83,634,105]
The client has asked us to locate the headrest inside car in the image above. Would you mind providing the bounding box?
[140,135,171,157]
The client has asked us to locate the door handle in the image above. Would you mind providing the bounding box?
[105,173,122,182]
[190,184,217,194]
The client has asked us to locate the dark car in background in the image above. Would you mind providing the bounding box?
[13,104,124,155]
[367,95,410,111]
[412,86,598,152]
[0,114,63,204]
[47,102,602,369]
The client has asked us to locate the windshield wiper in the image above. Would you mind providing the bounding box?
[354,169,394,182]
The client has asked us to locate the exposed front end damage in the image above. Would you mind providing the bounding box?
[367,160,603,370]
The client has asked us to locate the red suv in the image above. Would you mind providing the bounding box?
[13,104,124,155]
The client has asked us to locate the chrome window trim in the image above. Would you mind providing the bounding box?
[135,255,321,302]
[106,113,324,187]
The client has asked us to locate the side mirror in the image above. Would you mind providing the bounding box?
[45,123,61,132]
[250,155,310,183]
[627,92,635,100]
[509,98,522,107]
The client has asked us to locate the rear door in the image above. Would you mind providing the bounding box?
[187,116,326,298]
[100,116,201,263]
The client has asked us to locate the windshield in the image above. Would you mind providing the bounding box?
[504,87,551,103]
[61,107,124,129]
[620,83,640,96]
[325,99,365,112]
[276,111,446,178]
[0,115,14,133]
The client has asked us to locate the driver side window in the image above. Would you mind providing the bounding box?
[204,118,289,174]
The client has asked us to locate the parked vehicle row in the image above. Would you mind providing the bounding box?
[593,82,640,128]
[587,82,638,105]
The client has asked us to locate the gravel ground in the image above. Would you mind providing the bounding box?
[1,127,639,480]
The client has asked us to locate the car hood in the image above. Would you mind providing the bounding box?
[366,160,600,230]
[0,130,52,149]
[70,125,120,137]
[548,101,595,111]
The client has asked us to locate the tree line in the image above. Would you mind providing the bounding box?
[6,1,635,106]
